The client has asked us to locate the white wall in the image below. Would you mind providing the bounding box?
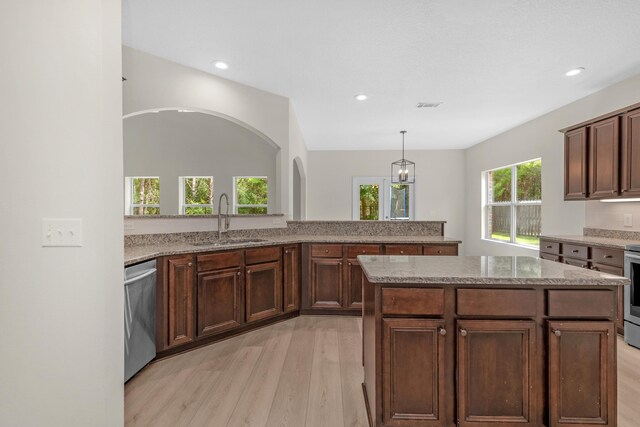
[123,47,293,215]
[586,200,640,231]
[289,106,308,219]
[0,1,123,426]
[124,111,278,214]
[307,150,466,245]
[465,74,640,256]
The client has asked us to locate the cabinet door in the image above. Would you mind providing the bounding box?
[282,246,299,313]
[457,320,536,426]
[383,319,446,426]
[245,261,282,323]
[166,255,195,348]
[548,321,616,427]
[310,257,343,308]
[345,259,363,309]
[622,109,640,196]
[564,127,588,200]
[590,263,624,334]
[589,117,620,198]
[196,267,242,337]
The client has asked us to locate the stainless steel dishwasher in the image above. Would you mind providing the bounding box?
[124,259,157,382]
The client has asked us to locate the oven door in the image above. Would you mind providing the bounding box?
[625,252,640,324]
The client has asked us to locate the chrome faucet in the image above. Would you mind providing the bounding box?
[217,192,230,239]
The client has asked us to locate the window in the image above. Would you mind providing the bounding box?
[352,177,415,221]
[180,176,214,215]
[484,159,541,247]
[125,177,160,215]
[234,177,268,214]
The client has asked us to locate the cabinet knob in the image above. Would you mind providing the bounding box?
[237,271,241,276]
[400,250,404,254]
[247,270,251,274]
[439,328,447,336]
[437,250,442,254]
[362,250,366,254]
[339,262,343,266]
[348,262,352,266]
[460,329,467,337]
[553,329,562,337]
[285,250,288,254]
[325,250,329,253]
[188,262,193,267]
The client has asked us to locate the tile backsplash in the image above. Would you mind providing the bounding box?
[585,200,640,231]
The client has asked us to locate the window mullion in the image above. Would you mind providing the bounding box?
[511,165,517,244]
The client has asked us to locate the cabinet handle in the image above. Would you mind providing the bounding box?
[460,329,467,337]
[564,260,569,264]
[188,262,193,267]
[552,329,562,337]
[581,264,588,269]
[604,255,613,259]
[546,245,553,249]
[439,328,447,336]
[591,265,600,271]
[572,249,579,253]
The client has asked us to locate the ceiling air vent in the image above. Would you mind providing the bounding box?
[416,102,442,108]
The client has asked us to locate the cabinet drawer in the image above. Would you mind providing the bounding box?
[562,244,589,260]
[592,247,624,268]
[347,244,381,258]
[540,239,561,255]
[245,246,280,265]
[384,244,421,255]
[591,262,623,276]
[547,290,615,318]
[382,288,444,316]
[540,253,561,262]
[563,257,589,269]
[197,251,242,272]
[310,244,343,258]
[423,244,458,256]
[457,289,537,317]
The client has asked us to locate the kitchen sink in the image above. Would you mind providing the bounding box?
[191,238,267,247]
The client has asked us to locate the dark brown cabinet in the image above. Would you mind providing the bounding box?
[310,257,343,308]
[346,259,364,309]
[382,318,446,426]
[548,321,616,427]
[589,117,620,198]
[456,320,537,426]
[622,108,640,196]
[196,267,242,337]
[245,261,282,322]
[164,255,195,349]
[564,127,589,200]
[282,245,299,313]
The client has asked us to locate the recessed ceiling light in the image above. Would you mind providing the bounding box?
[354,94,368,101]
[213,61,229,70]
[565,67,585,77]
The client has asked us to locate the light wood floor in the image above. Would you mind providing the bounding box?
[126,316,640,427]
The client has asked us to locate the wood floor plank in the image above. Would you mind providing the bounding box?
[337,318,368,427]
[305,322,345,427]
[265,317,317,427]
[227,320,296,427]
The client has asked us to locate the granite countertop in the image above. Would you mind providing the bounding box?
[358,255,629,286]
[540,234,639,249]
[124,235,462,266]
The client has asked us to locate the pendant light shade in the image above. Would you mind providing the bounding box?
[391,131,415,184]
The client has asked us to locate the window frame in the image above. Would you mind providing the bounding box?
[352,177,415,221]
[125,176,160,215]
[483,159,542,248]
[233,176,268,215]
[179,176,214,215]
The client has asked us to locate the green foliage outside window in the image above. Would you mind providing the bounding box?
[184,177,214,215]
[516,159,541,201]
[236,177,268,214]
[489,167,512,202]
[132,177,160,215]
[359,184,379,221]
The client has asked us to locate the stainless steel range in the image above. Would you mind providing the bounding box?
[625,244,640,348]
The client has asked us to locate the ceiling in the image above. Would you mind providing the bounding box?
[122,0,640,150]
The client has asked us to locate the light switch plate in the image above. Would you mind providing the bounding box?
[42,218,83,247]
[624,214,633,227]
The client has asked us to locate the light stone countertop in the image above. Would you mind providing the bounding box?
[540,234,640,250]
[124,235,462,266]
[358,255,629,286]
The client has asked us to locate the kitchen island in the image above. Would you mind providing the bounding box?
[359,255,629,427]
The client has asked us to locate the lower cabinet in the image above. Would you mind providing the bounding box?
[165,255,195,349]
[310,257,343,308]
[548,321,616,427]
[282,245,300,313]
[196,267,242,337]
[245,261,282,322]
[383,318,446,426]
[346,259,364,309]
[457,320,537,426]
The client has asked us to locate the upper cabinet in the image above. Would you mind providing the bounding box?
[564,127,588,200]
[562,102,640,201]
[622,108,640,196]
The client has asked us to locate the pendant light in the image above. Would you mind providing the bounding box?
[391,130,415,184]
